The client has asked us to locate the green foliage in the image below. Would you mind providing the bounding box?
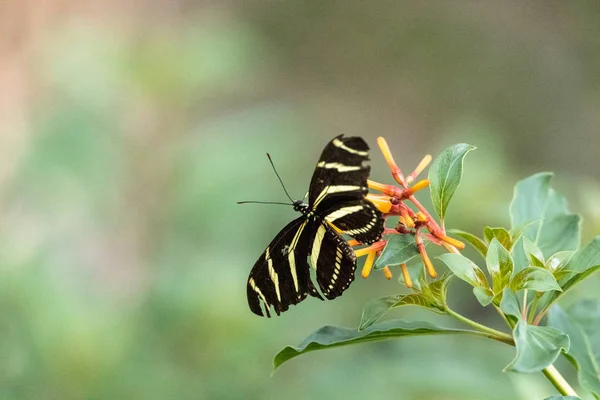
[428,143,476,220]
[374,234,420,270]
[274,167,600,399]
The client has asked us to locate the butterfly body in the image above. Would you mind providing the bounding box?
[247,135,384,317]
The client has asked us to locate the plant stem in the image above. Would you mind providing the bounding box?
[521,289,528,319]
[493,304,513,328]
[542,365,579,397]
[533,307,547,326]
[444,306,514,345]
[528,295,541,324]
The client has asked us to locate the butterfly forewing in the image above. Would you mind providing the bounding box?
[247,217,322,317]
[309,221,357,299]
[308,135,371,211]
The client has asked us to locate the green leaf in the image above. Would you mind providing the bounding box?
[438,253,493,306]
[428,143,476,220]
[484,226,511,249]
[426,273,453,308]
[273,319,485,371]
[374,234,420,270]
[548,302,600,397]
[511,237,530,274]
[510,173,564,232]
[510,267,562,293]
[447,229,488,258]
[486,238,514,297]
[437,253,488,289]
[537,265,600,318]
[546,251,573,271]
[500,288,522,318]
[473,286,494,306]
[500,290,570,373]
[560,265,600,297]
[560,236,600,281]
[509,173,581,258]
[504,321,570,373]
[510,219,539,250]
[544,396,581,400]
[537,237,600,312]
[359,295,403,330]
[537,214,581,258]
[359,274,453,330]
[523,236,546,266]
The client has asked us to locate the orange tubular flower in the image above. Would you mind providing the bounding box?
[354,240,386,279]
[400,263,412,288]
[382,266,393,280]
[402,179,430,198]
[361,251,376,279]
[377,137,406,187]
[439,234,465,250]
[406,155,432,185]
[366,193,393,213]
[367,180,401,197]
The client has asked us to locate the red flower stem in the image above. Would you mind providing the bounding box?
[383,228,398,235]
[422,234,443,245]
[399,202,417,219]
[407,195,444,234]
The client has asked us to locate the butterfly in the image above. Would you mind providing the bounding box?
[246,135,385,317]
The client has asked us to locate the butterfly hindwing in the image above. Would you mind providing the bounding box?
[309,221,357,300]
[308,135,370,211]
[247,217,322,317]
[323,199,384,245]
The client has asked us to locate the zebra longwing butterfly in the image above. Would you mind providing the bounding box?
[246,135,385,317]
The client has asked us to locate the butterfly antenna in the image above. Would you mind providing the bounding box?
[266,153,295,203]
[237,201,292,206]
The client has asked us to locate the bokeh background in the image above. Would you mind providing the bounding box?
[1,1,600,399]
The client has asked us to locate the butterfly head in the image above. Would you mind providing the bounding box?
[293,200,309,214]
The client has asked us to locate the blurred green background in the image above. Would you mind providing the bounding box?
[1,2,600,399]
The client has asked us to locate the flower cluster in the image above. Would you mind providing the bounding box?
[353,137,465,287]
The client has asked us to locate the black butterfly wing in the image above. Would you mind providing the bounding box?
[247,217,322,317]
[308,135,371,211]
[309,220,357,300]
[323,199,384,245]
